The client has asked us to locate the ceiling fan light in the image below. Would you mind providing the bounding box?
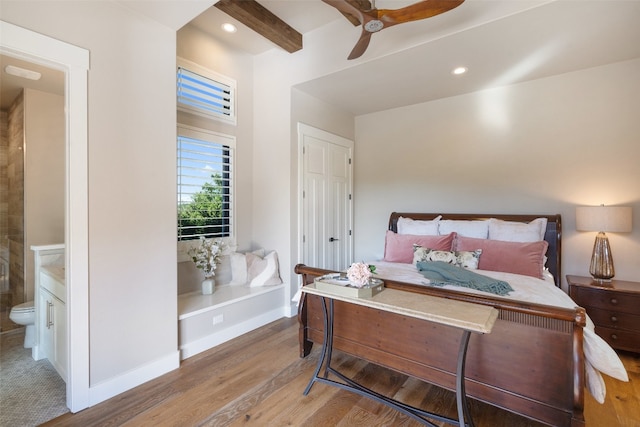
[452,66,468,75]
[221,23,237,33]
[364,20,384,33]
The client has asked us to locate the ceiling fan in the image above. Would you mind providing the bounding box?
[323,0,465,59]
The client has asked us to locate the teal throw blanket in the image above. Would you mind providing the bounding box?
[416,261,514,296]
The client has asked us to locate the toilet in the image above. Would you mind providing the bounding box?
[9,301,36,348]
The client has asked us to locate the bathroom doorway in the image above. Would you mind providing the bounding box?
[0,55,65,331]
[0,54,68,424]
[1,21,90,414]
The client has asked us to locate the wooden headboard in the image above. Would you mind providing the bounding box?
[388,212,562,288]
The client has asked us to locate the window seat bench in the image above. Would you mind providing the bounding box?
[178,283,285,360]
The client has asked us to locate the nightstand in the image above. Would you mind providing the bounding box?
[567,275,640,353]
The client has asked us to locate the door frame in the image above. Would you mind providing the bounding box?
[1,21,90,412]
[297,123,354,271]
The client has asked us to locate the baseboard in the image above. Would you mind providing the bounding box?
[284,302,298,318]
[88,350,180,406]
[180,308,284,360]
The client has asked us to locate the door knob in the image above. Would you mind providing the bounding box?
[329,237,339,242]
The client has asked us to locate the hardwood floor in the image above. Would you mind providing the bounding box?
[43,317,639,427]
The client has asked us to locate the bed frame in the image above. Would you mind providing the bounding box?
[296,213,587,427]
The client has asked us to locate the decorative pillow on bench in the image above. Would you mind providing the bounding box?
[229,248,283,287]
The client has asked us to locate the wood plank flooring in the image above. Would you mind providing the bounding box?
[42,317,640,427]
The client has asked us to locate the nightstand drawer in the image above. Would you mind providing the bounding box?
[584,306,640,332]
[594,325,640,353]
[571,286,640,313]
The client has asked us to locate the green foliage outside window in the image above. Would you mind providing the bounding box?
[178,172,230,240]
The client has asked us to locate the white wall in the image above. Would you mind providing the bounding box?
[24,89,65,303]
[252,22,361,313]
[291,89,355,142]
[86,3,178,386]
[1,0,181,393]
[354,59,640,287]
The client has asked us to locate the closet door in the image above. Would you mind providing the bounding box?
[300,124,353,271]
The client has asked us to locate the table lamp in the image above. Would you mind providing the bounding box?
[576,205,632,281]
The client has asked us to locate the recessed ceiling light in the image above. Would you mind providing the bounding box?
[452,66,468,76]
[222,23,237,33]
[5,65,41,80]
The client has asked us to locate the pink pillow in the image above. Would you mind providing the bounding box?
[454,236,548,279]
[383,231,455,263]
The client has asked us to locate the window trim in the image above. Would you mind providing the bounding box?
[177,124,236,260]
[177,57,237,126]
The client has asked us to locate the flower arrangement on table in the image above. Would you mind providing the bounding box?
[346,262,377,288]
[188,237,225,278]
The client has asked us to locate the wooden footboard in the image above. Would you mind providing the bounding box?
[295,264,586,427]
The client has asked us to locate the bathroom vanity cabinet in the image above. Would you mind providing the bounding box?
[31,244,67,382]
[39,268,67,381]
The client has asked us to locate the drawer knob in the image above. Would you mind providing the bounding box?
[610,316,618,323]
[610,298,618,305]
[611,334,618,341]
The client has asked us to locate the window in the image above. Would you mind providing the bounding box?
[177,58,236,125]
[177,125,235,241]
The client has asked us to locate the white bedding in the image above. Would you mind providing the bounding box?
[371,261,629,404]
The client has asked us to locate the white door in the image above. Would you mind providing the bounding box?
[299,124,353,271]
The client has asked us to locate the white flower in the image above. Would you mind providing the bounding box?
[188,237,225,278]
[347,262,373,288]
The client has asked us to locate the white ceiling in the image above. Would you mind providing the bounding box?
[190,0,640,115]
[3,0,639,115]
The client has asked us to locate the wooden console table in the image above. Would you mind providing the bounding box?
[301,283,499,427]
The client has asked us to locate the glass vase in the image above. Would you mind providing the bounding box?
[202,277,215,295]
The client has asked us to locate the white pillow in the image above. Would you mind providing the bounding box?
[397,215,441,235]
[488,217,547,242]
[247,251,283,287]
[251,248,265,258]
[228,248,268,286]
[438,220,489,238]
[228,252,248,285]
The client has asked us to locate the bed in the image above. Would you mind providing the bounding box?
[295,212,628,427]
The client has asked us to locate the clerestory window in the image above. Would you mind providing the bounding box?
[177,58,236,125]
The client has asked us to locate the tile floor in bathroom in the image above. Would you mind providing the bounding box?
[0,327,68,426]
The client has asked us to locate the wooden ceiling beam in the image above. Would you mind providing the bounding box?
[214,0,303,53]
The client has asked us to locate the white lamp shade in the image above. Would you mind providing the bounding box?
[576,206,632,233]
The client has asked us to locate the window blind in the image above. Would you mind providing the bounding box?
[177,66,235,123]
[177,130,234,241]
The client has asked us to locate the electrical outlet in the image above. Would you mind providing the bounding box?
[212,314,224,325]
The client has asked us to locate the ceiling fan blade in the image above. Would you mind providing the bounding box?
[379,0,465,27]
[322,0,366,25]
[325,0,462,60]
[347,30,373,60]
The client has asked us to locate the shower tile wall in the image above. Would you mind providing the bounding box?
[9,93,25,311]
[1,110,8,329]
[1,110,7,247]
[1,92,25,332]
